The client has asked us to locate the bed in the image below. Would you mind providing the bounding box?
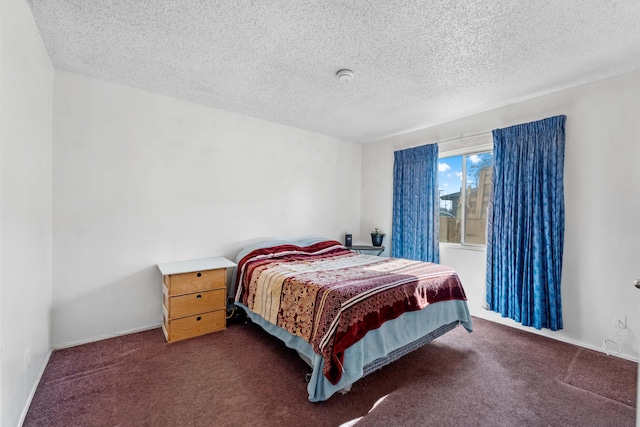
[233,238,472,402]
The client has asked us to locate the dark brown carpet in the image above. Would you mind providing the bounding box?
[25,317,636,427]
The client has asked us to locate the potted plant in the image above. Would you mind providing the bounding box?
[371,228,385,247]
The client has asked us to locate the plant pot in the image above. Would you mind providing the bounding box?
[371,234,384,247]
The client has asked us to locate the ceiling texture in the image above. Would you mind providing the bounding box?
[28,0,640,143]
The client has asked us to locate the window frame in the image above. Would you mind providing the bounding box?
[438,141,493,250]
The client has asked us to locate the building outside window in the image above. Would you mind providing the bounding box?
[438,150,493,245]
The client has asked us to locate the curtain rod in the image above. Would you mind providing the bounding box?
[437,130,492,145]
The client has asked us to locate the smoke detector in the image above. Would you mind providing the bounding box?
[336,69,354,82]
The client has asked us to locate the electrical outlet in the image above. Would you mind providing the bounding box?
[24,349,31,372]
[613,314,627,329]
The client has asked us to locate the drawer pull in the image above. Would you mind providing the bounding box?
[197,316,202,321]
[196,272,202,277]
[196,294,202,299]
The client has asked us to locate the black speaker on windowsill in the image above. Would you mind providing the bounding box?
[345,234,352,247]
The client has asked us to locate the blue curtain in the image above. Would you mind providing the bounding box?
[392,144,439,263]
[486,115,566,331]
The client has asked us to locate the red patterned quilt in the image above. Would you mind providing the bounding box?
[234,240,467,384]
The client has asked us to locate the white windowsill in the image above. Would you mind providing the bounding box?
[440,243,487,252]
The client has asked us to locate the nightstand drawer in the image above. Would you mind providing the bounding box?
[164,310,226,343]
[166,288,225,319]
[165,268,225,296]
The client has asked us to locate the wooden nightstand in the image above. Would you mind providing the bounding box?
[157,257,236,343]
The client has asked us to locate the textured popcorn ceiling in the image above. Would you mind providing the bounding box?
[29,0,640,143]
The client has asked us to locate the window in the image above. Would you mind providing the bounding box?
[438,150,493,245]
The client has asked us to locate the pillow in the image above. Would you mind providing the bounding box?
[233,239,290,263]
[231,237,334,295]
[233,236,332,262]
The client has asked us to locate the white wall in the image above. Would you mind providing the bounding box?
[362,70,640,361]
[0,0,54,425]
[52,71,362,348]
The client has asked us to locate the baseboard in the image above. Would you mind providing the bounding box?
[547,331,639,363]
[472,312,639,363]
[19,323,163,425]
[53,322,162,350]
[18,349,52,427]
